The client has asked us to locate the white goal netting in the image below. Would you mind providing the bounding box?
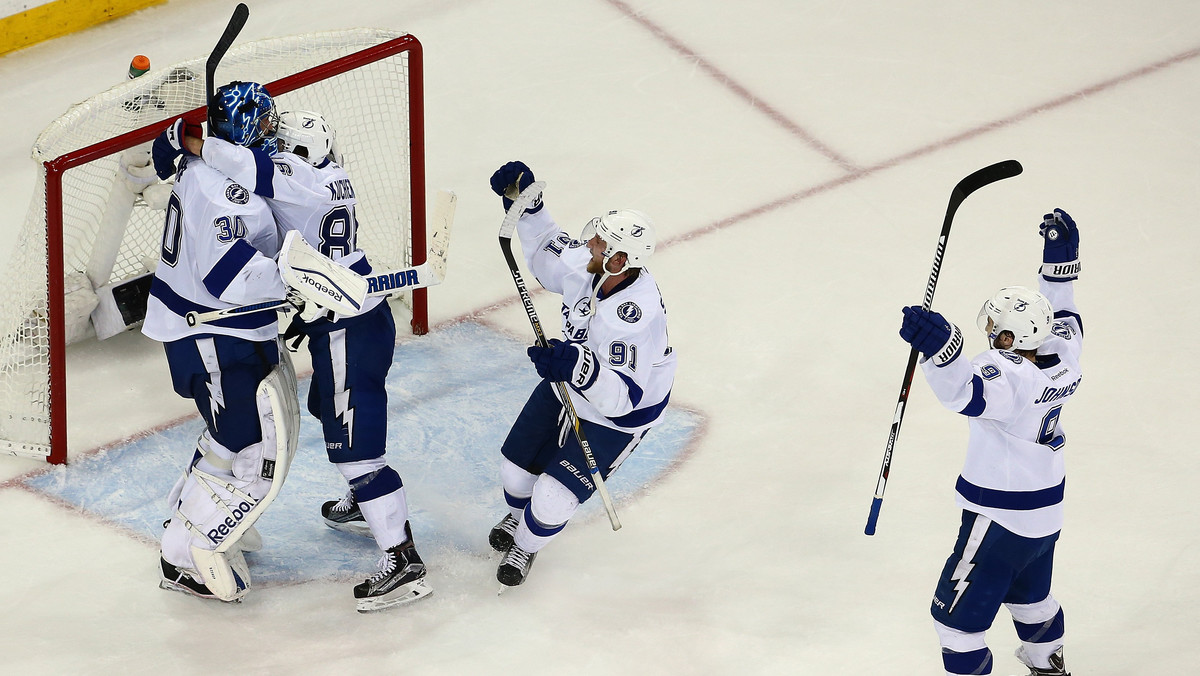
[1,29,425,463]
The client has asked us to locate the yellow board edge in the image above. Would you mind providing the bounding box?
[1,0,165,57]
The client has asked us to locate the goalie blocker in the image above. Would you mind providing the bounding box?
[166,350,300,601]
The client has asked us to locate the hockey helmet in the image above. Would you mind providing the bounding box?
[579,209,657,274]
[276,110,337,166]
[210,81,277,148]
[976,286,1054,350]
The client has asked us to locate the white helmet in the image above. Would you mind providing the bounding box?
[276,110,336,166]
[976,286,1054,350]
[580,209,657,273]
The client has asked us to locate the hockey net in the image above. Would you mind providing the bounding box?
[1,29,427,464]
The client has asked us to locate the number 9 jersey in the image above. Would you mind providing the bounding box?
[919,277,1083,538]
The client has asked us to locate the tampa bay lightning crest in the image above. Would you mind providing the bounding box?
[225,183,250,204]
[617,301,643,323]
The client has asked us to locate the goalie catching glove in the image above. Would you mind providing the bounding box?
[277,230,369,318]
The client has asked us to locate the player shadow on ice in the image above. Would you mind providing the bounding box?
[23,320,702,585]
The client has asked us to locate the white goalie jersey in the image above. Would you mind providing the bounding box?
[920,277,1083,538]
[142,155,286,343]
[200,137,385,317]
[517,208,677,434]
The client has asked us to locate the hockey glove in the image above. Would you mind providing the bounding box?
[152,118,202,180]
[528,339,598,390]
[490,161,544,214]
[1039,208,1080,282]
[900,306,963,367]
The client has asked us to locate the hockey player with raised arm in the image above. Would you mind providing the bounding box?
[166,109,429,610]
[898,209,1083,676]
[142,81,296,603]
[486,161,677,588]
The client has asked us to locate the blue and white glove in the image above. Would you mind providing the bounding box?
[1039,208,1080,282]
[899,306,963,367]
[152,118,196,180]
[489,160,543,214]
[527,339,598,390]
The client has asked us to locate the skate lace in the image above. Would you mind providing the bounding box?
[333,491,355,513]
[505,546,533,570]
[368,551,397,583]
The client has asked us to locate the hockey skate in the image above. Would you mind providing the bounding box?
[489,513,519,552]
[353,523,432,612]
[321,491,372,537]
[1015,646,1070,676]
[497,544,537,588]
[159,557,243,603]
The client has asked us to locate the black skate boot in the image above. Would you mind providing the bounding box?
[353,522,432,612]
[497,544,537,588]
[321,491,372,537]
[159,558,223,601]
[489,513,519,552]
[1016,646,1070,676]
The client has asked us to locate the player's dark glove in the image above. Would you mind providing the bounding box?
[1039,208,1080,281]
[489,160,543,214]
[152,118,202,180]
[900,306,963,366]
[527,339,598,390]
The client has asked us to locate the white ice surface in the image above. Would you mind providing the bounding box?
[1,1,1198,674]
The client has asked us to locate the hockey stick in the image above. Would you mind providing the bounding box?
[186,190,456,327]
[184,262,437,326]
[864,159,1023,536]
[498,180,622,531]
[206,3,250,134]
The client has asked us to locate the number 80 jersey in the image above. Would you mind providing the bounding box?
[920,278,1083,538]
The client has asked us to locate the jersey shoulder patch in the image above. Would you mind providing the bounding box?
[1051,321,1073,340]
[997,350,1024,365]
[224,183,250,205]
[979,363,1002,381]
[616,301,642,323]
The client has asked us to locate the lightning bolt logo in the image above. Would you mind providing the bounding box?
[948,559,974,613]
[948,515,991,614]
[330,330,355,449]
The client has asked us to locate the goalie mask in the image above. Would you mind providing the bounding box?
[976,286,1054,350]
[276,110,337,166]
[579,209,657,274]
[211,81,278,148]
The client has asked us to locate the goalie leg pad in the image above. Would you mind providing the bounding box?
[190,546,251,602]
[170,351,300,556]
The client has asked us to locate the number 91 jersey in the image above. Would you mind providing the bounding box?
[517,208,677,435]
[920,278,1083,538]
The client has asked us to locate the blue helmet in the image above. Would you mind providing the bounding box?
[210,81,277,147]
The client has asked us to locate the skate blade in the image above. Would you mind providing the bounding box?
[355,579,433,613]
[158,579,242,603]
[325,520,375,538]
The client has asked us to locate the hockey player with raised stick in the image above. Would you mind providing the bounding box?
[898,209,1082,676]
[487,161,677,588]
[157,109,431,611]
[142,81,295,603]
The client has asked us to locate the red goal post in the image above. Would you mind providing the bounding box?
[2,29,427,465]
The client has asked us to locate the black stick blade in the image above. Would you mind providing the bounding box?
[953,159,1023,202]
